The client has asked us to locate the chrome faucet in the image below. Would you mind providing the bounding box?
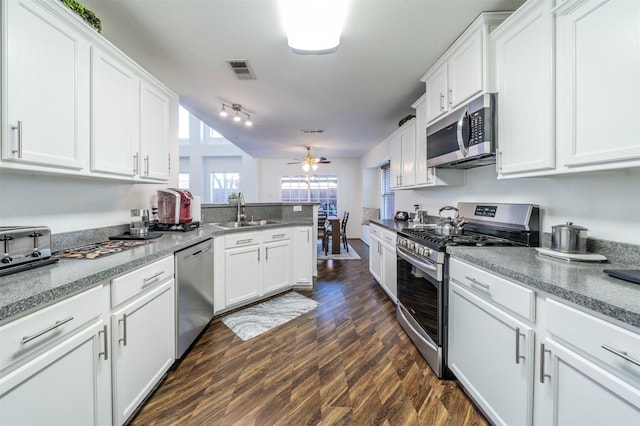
[237,192,246,222]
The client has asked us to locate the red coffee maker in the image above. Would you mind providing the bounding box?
[157,188,193,224]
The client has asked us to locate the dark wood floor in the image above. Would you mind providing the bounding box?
[130,239,487,426]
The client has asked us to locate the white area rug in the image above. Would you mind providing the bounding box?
[221,292,320,341]
[316,241,361,260]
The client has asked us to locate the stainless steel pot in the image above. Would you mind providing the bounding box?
[551,222,588,254]
[435,206,466,236]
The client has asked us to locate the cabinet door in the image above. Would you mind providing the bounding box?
[369,238,382,284]
[389,132,403,188]
[4,0,89,169]
[263,240,291,294]
[448,282,534,426]
[414,97,432,185]
[294,227,313,286]
[139,79,171,181]
[425,64,449,123]
[448,28,484,108]
[401,122,416,187]
[91,46,138,176]
[556,0,640,168]
[0,319,111,426]
[112,280,175,426]
[538,337,640,426]
[225,245,262,306]
[495,0,555,176]
[381,243,397,302]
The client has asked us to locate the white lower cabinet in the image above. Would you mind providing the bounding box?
[110,256,176,425]
[369,224,397,302]
[449,281,534,426]
[0,284,111,426]
[294,226,313,287]
[262,234,292,294]
[224,232,263,307]
[449,257,640,426]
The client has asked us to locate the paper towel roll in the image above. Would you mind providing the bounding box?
[191,195,202,222]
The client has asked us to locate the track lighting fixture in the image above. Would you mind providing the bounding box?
[220,103,252,126]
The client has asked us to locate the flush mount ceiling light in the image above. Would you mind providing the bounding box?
[278,0,350,55]
[219,103,252,127]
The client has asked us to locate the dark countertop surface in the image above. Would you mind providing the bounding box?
[369,218,640,331]
[0,221,311,324]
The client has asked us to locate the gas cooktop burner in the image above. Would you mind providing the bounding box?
[399,229,518,248]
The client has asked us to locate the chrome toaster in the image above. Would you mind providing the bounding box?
[0,226,55,275]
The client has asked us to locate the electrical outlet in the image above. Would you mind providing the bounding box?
[293,205,302,212]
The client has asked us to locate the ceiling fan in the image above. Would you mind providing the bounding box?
[288,146,331,171]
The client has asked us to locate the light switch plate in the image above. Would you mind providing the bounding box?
[293,205,302,212]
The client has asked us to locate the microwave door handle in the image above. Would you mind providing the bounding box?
[456,107,469,157]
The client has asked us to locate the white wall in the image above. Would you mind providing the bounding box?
[0,171,173,234]
[258,158,363,238]
[393,166,640,244]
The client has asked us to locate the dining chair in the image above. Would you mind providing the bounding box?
[340,212,349,251]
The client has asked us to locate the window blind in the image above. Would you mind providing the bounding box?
[381,163,395,219]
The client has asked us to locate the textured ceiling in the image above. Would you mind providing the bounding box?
[80,0,525,160]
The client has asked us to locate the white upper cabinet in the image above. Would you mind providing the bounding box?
[493,0,640,178]
[2,0,89,170]
[493,0,555,177]
[139,79,171,181]
[422,12,511,125]
[91,46,139,176]
[1,0,176,182]
[555,0,640,169]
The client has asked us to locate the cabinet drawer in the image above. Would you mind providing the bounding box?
[262,228,292,242]
[380,228,397,247]
[370,224,382,239]
[0,284,106,372]
[546,298,640,382]
[225,231,260,248]
[111,255,174,306]
[449,258,535,322]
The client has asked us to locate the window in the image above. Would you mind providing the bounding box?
[209,172,240,203]
[381,163,395,219]
[281,174,338,215]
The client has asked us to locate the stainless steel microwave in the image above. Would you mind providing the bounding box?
[426,93,497,169]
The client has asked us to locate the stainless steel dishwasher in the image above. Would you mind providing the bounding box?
[175,238,214,358]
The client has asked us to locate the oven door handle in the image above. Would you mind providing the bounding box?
[397,246,437,273]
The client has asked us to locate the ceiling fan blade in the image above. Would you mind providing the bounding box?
[287,161,302,164]
[317,160,331,164]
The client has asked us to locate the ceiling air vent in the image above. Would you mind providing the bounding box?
[300,129,325,134]
[226,60,256,80]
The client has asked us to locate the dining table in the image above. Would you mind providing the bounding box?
[326,216,342,254]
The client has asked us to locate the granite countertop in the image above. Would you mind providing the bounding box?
[447,246,640,330]
[0,220,312,324]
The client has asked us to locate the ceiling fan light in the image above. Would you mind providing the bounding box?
[279,0,349,54]
[302,163,310,172]
[312,163,318,171]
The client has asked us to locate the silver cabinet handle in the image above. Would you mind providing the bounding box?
[439,93,445,110]
[118,313,128,346]
[144,155,150,176]
[236,238,253,245]
[21,316,74,344]
[515,327,525,364]
[11,121,22,157]
[307,229,310,243]
[272,233,286,239]
[602,344,640,368]
[540,343,551,383]
[448,89,453,106]
[497,151,503,173]
[133,152,139,175]
[143,271,164,287]
[465,276,490,291]
[257,248,260,262]
[98,325,108,361]
[265,246,269,261]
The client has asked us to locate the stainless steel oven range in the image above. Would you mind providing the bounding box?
[396,202,540,378]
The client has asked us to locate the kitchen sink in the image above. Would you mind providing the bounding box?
[211,220,281,229]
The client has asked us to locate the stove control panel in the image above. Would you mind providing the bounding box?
[397,235,442,264]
